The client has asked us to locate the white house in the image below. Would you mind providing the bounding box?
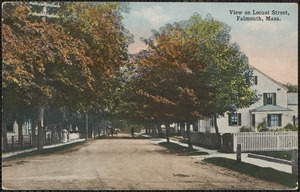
[198,66,298,134]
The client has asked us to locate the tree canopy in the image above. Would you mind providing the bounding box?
[3,4,257,148]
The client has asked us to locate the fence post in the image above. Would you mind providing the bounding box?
[11,136,14,149]
[291,149,298,175]
[237,144,241,162]
[276,134,280,149]
[233,133,237,152]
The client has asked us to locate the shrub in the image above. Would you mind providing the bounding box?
[257,120,268,132]
[284,123,298,131]
[239,126,251,132]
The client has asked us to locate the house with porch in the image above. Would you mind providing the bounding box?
[198,66,298,134]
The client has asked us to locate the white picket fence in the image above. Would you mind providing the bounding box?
[7,135,31,144]
[233,132,298,152]
[69,133,80,140]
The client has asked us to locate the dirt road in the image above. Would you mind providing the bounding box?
[2,134,290,190]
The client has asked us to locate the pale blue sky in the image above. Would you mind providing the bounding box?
[122,3,298,85]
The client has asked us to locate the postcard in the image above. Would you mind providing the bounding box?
[2,1,298,190]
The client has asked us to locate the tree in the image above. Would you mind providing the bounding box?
[285,83,298,93]
[132,18,217,147]
[57,2,132,139]
[3,2,132,146]
[120,13,256,149]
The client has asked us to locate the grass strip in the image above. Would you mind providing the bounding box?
[3,141,86,160]
[204,157,297,188]
[251,151,291,161]
[159,142,208,156]
[179,139,219,150]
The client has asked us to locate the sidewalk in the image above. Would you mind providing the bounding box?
[147,136,292,174]
[2,139,86,159]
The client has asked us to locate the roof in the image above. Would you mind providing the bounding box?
[250,66,288,91]
[287,93,298,105]
[251,105,292,112]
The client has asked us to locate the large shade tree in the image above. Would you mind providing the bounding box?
[116,13,256,148]
[2,2,132,148]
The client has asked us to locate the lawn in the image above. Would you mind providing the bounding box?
[204,157,297,188]
[251,151,291,161]
[179,139,219,150]
[3,141,86,160]
[159,142,209,156]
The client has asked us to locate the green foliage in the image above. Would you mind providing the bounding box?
[159,142,208,156]
[284,123,298,131]
[252,151,291,161]
[4,141,86,159]
[204,157,297,188]
[239,126,251,132]
[257,120,268,132]
[257,122,298,132]
[285,83,298,93]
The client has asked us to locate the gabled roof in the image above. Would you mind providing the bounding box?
[250,65,288,91]
[251,105,292,112]
[287,93,298,105]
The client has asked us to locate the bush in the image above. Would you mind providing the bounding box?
[257,120,268,132]
[284,123,298,131]
[239,126,251,132]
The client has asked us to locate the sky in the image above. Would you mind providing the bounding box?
[122,3,298,85]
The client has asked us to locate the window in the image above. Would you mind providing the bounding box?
[266,93,273,104]
[231,113,238,125]
[228,113,241,126]
[254,76,258,85]
[263,93,276,105]
[267,114,282,127]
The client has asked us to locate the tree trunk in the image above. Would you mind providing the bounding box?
[213,114,221,148]
[180,122,185,136]
[165,123,170,143]
[85,113,88,141]
[145,123,149,134]
[37,106,44,150]
[186,122,193,149]
[51,124,56,143]
[2,122,8,150]
[32,120,37,147]
[91,124,95,139]
[58,123,62,142]
[157,123,162,134]
[213,114,219,134]
[18,120,24,148]
[151,123,157,136]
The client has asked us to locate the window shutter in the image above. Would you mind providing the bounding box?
[293,115,296,126]
[254,76,257,85]
[228,113,232,126]
[238,113,241,126]
[278,114,282,127]
[267,114,271,126]
[252,114,255,127]
[263,93,267,105]
[273,93,276,105]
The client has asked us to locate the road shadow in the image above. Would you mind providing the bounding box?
[95,133,149,140]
